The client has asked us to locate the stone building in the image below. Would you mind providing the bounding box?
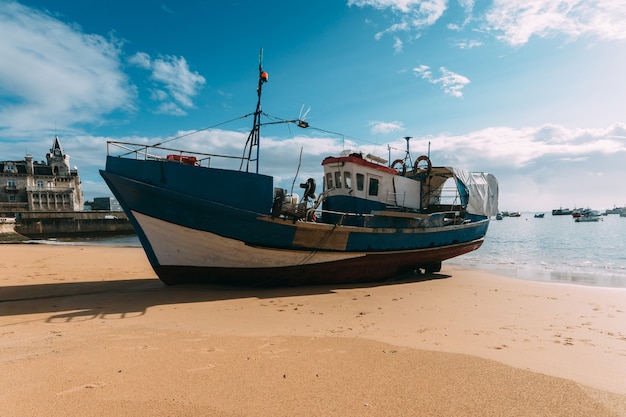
[0,136,84,216]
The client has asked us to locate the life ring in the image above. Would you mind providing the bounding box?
[413,155,432,179]
[391,159,406,176]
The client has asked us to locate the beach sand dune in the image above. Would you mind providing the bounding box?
[1,245,625,416]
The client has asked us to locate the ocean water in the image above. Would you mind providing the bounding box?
[449,213,626,288]
[32,213,626,288]
[30,234,142,247]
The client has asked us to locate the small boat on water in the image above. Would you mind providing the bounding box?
[100,52,499,286]
[552,207,573,215]
[534,213,545,218]
[575,210,602,222]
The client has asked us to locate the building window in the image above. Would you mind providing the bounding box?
[37,180,44,188]
[9,195,16,202]
[7,179,16,187]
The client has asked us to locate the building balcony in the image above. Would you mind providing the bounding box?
[4,185,18,192]
[25,186,75,193]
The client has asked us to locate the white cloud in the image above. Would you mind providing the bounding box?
[416,122,626,170]
[484,0,626,46]
[349,0,448,39]
[155,102,187,116]
[350,0,626,49]
[413,64,432,78]
[393,37,404,53]
[129,53,206,116]
[381,122,626,210]
[455,39,483,49]
[0,1,136,136]
[369,121,404,134]
[127,52,151,69]
[161,3,175,14]
[413,65,470,97]
[438,67,470,97]
[348,0,431,13]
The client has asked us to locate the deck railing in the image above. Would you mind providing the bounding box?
[105,141,245,169]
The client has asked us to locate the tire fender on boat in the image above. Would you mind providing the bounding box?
[413,155,432,179]
[391,159,407,176]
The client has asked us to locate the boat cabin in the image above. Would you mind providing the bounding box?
[318,151,497,226]
[270,149,497,227]
[321,151,445,217]
[321,151,422,212]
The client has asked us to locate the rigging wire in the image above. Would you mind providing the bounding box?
[290,147,303,196]
[261,111,401,151]
[144,107,412,170]
[151,113,255,148]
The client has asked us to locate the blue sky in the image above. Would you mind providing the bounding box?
[1,0,625,211]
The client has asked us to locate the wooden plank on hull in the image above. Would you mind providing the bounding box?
[292,225,350,250]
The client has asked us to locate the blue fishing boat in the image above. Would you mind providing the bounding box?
[100,53,499,286]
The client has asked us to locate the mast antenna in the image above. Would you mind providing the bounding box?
[403,136,413,167]
[242,48,268,173]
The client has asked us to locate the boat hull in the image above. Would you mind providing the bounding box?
[101,157,490,286]
[132,209,483,285]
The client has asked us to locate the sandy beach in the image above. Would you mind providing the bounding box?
[1,244,625,416]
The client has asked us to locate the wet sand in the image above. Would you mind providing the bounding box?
[1,244,625,416]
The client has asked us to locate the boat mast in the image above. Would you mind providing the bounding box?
[403,136,413,168]
[243,48,268,173]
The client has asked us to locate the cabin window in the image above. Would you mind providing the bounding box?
[344,172,352,189]
[326,173,333,190]
[334,171,342,188]
[356,173,364,191]
[368,177,379,196]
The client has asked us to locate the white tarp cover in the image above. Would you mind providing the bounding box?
[450,168,499,217]
[393,175,421,209]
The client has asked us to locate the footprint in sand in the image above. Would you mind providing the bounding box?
[187,364,216,372]
[57,382,107,395]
